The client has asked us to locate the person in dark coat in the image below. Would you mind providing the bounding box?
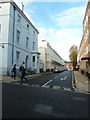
[11,64,16,79]
[19,64,27,83]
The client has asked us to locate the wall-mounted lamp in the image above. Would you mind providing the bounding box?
[0,44,4,48]
[2,45,4,48]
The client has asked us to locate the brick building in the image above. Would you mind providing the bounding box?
[64,61,73,70]
[79,1,90,78]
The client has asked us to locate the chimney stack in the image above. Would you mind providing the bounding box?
[21,2,24,12]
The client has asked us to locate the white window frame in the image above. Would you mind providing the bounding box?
[18,14,21,22]
[33,31,35,35]
[32,56,35,67]
[32,42,35,51]
[16,30,20,43]
[26,37,29,48]
[27,24,29,30]
[16,51,20,65]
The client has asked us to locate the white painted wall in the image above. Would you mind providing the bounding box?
[0,1,40,75]
[39,40,64,71]
[0,2,10,75]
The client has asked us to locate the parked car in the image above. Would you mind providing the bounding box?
[53,68,60,73]
[60,67,67,72]
[53,67,68,73]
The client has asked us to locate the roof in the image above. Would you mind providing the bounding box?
[0,0,39,34]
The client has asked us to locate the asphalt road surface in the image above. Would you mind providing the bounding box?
[2,71,90,118]
[15,70,74,91]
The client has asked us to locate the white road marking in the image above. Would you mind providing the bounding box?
[0,76,2,80]
[61,76,67,80]
[33,103,52,114]
[61,78,64,80]
[64,76,67,80]
[53,86,60,89]
[15,82,20,84]
[54,76,58,78]
[42,80,52,87]
[63,87,71,91]
[35,85,39,87]
[42,85,50,88]
[31,84,39,87]
[22,83,29,86]
[73,97,86,101]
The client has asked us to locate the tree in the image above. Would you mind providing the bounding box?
[69,45,78,70]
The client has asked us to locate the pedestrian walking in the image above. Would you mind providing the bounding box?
[11,64,16,79]
[19,64,27,83]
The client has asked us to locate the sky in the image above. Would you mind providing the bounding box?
[14,0,88,61]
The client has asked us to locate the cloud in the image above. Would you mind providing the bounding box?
[36,5,86,61]
[38,27,83,61]
[13,0,86,61]
[50,6,86,27]
[13,0,32,12]
[13,0,32,4]
[50,28,82,60]
[13,0,87,2]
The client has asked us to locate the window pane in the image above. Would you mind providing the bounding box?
[33,42,35,50]
[16,51,20,65]
[26,37,29,48]
[18,14,21,22]
[16,30,20,43]
[27,24,29,30]
[33,56,35,62]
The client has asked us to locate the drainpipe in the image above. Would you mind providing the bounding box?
[12,5,16,65]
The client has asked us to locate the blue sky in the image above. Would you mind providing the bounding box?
[29,2,87,28]
[14,0,88,61]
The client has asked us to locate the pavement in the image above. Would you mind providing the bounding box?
[73,70,90,94]
[0,72,52,83]
[0,70,90,94]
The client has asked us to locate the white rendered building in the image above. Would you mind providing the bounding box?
[39,40,64,72]
[0,0,40,75]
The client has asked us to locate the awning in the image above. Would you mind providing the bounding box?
[81,57,90,60]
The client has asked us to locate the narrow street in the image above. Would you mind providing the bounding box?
[2,71,89,118]
[0,0,90,119]
[19,70,74,92]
